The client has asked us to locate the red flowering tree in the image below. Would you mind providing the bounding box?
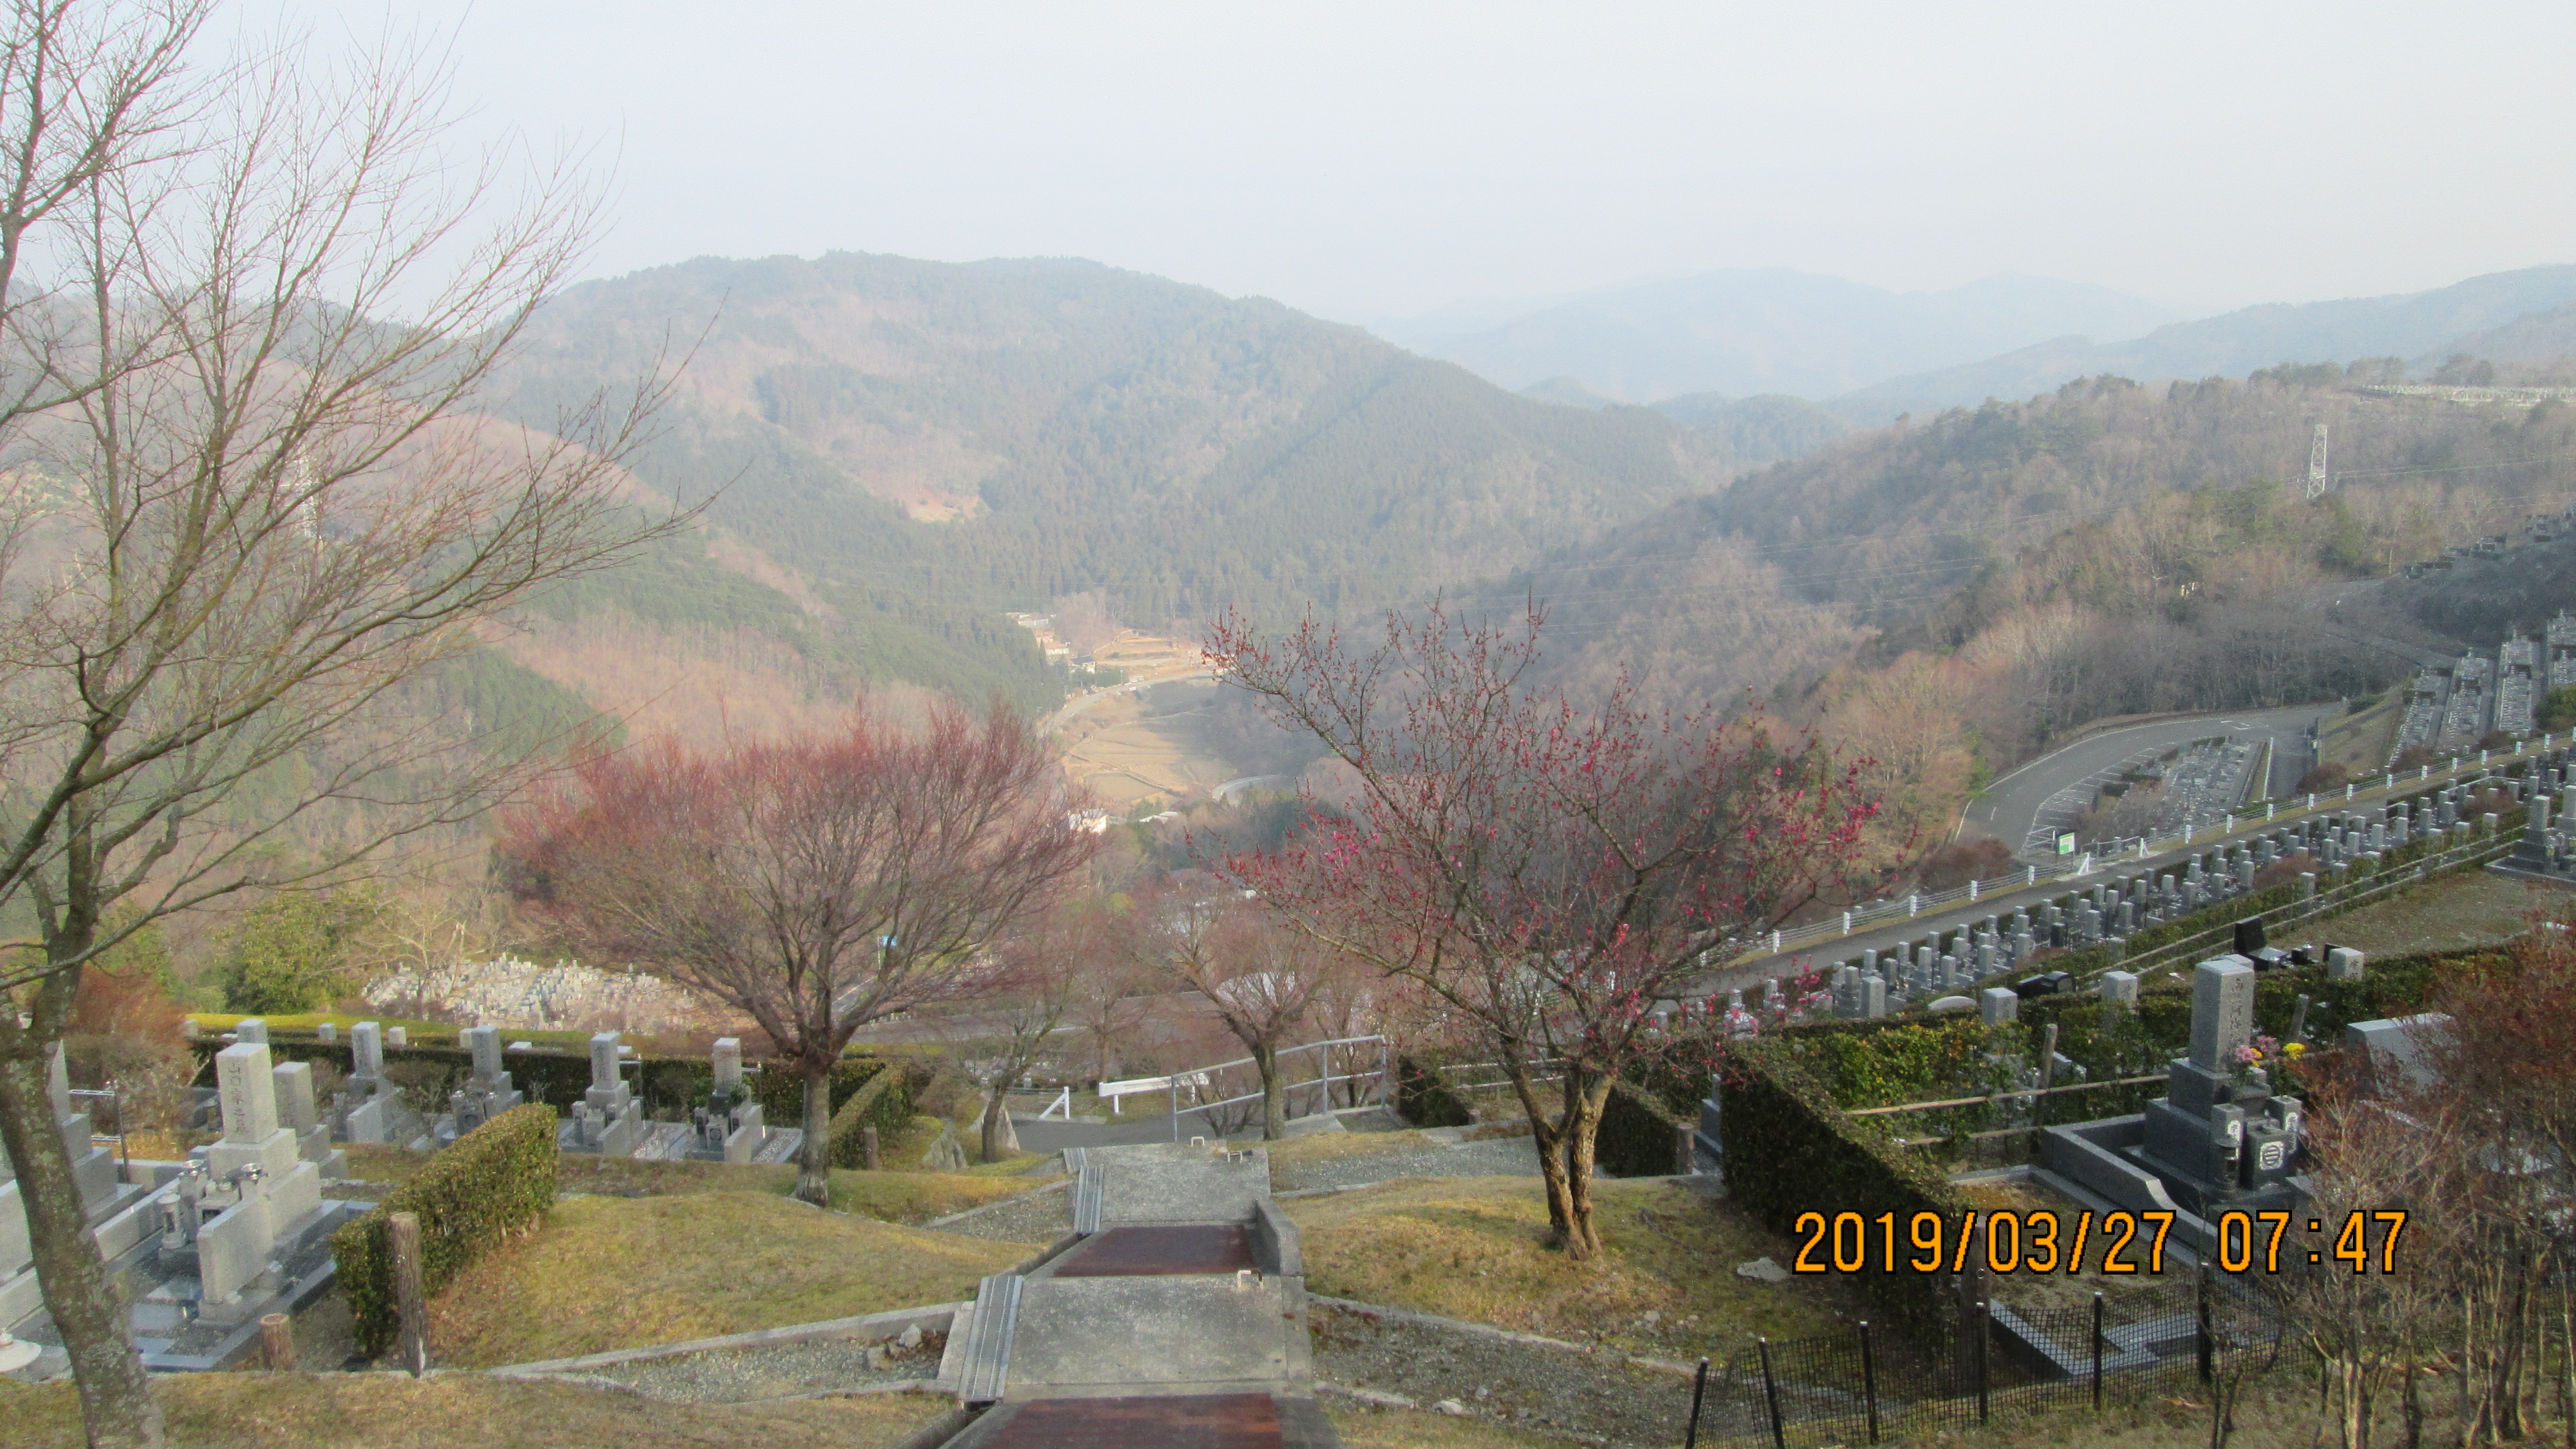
[1208,601,1886,1257]
[502,700,1096,1204]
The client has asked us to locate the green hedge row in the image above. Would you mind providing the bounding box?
[823,1062,917,1167]
[1594,1080,1689,1176]
[332,1102,558,1360]
[1718,1040,1966,1342]
[1394,1055,1475,1128]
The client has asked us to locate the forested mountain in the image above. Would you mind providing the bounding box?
[1646,392,1852,466]
[485,252,1737,716]
[1490,374,2576,831]
[1838,266,2576,419]
[1384,269,2176,402]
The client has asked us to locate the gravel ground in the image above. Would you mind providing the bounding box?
[921,1180,1071,1244]
[571,1332,948,1403]
[1311,1303,1690,1446]
[1271,1136,1541,1192]
[2313,869,2557,956]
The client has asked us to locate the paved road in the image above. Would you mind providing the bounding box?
[1959,706,2328,863]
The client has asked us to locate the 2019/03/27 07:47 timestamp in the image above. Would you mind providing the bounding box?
[1788,1209,2408,1276]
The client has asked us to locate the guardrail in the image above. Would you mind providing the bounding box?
[1736,731,2558,967]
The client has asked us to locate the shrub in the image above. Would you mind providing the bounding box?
[825,1062,919,1167]
[2296,761,2349,793]
[333,1102,558,1360]
[1394,1055,1474,1127]
[2478,728,2516,752]
[1718,1040,1966,1341]
[1594,1081,1688,1176]
[1916,837,2012,893]
[2393,745,2438,771]
[2545,684,2576,732]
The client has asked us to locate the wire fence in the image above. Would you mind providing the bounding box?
[1743,731,2558,965]
[1682,1276,2283,1447]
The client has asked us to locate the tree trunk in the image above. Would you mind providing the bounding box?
[981,1087,1010,1163]
[0,1041,163,1448]
[1254,1041,1285,1141]
[796,1062,832,1207]
[1557,1071,1612,1261]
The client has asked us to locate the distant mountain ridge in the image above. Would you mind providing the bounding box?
[486,251,1736,712]
[1382,268,2180,402]
[1836,264,2576,419]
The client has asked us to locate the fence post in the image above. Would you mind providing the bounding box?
[1758,1336,1787,1449]
[390,1210,427,1378]
[1859,1320,1879,1444]
[2091,1291,2105,1410]
[1976,1299,1991,1423]
[2196,1261,2214,1384]
[1685,1356,1709,1449]
[259,1312,295,1372]
[861,1124,880,1170]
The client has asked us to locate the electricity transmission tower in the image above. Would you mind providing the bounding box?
[2307,423,2330,500]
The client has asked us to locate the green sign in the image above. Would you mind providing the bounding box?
[2056,831,2078,855]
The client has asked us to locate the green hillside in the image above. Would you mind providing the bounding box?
[491,252,1730,704]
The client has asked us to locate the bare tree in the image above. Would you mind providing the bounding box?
[939,899,1111,1162]
[503,700,1098,1204]
[1145,883,1324,1140]
[0,7,672,1443]
[1208,600,1886,1257]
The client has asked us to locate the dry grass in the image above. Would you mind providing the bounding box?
[1259,1128,1453,1166]
[2317,693,2403,774]
[1284,1176,1869,1350]
[1327,1401,1569,1448]
[0,1372,949,1449]
[2312,868,2557,957]
[427,1191,1035,1367]
[343,1141,1054,1225]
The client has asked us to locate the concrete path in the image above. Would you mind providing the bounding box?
[939,1139,1339,1448]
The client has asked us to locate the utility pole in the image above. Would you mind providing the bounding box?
[2307,423,2330,500]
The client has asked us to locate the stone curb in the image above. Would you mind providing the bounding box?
[484,1301,967,1377]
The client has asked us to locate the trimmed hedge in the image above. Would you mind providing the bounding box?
[1718,1040,1967,1342]
[332,1102,558,1360]
[1394,1055,1474,1128]
[823,1061,918,1168]
[1595,1080,1689,1176]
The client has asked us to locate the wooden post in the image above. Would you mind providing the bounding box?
[390,1210,427,1377]
[861,1124,880,1171]
[1976,1299,1991,1424]
[259,1313,295,1372]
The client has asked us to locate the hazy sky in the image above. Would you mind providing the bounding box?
[272,1,2576,326]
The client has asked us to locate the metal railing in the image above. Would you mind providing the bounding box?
[1105,1035,1393,1140]
[1740,731,2558,967]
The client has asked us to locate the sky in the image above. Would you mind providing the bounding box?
[262,1,2576,328]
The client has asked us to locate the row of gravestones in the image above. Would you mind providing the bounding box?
[1801,758,2566,1025]
[203,1019,774,1164]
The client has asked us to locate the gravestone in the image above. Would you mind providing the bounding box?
[565,1032,645,1157]
[2326,947,2365,979]
[2098,970,2138,1008]
[2135,956,2303,1215]
[195,1042,324,1317]
[269,1061,342,1180]
[383,1027,406,1048]
[315,1022,337,1043]
[432,1024,523,1147]
[0,1045,131,1298]
[1978,987,2019,1025]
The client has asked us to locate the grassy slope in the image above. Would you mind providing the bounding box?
[428,1190,1035,1367]
[0,1375,947,1449]
[1284,1177,1869,1351]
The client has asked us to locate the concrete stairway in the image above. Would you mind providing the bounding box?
[939,1139,1341,1448]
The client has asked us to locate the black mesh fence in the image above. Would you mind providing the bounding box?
[1680,1277,2284,1447]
